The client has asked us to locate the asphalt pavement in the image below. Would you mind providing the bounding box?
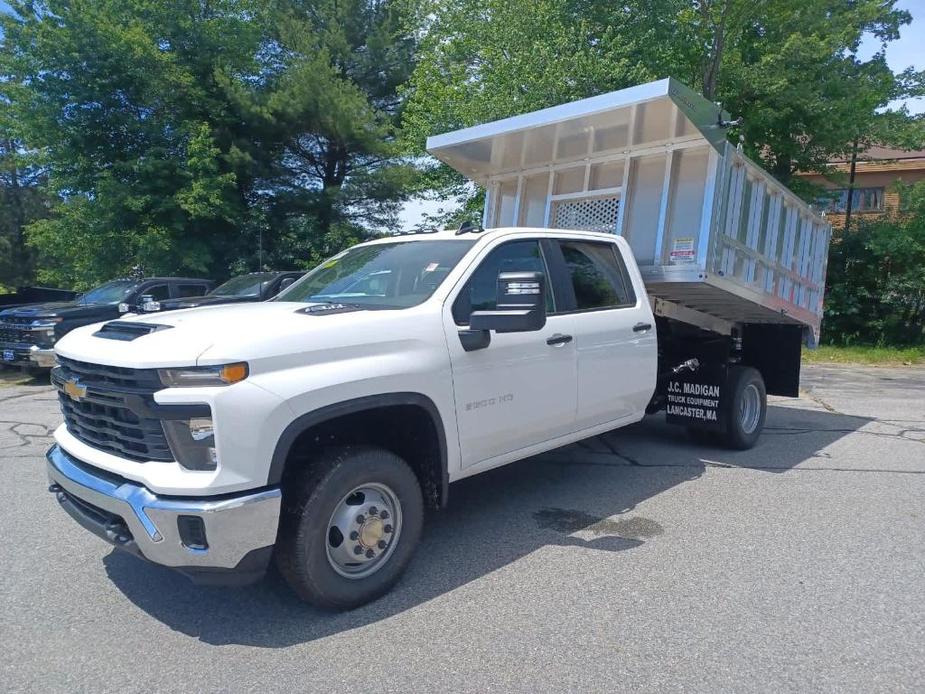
[1,364,923,692]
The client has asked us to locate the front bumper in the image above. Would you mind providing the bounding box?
[0,342,56,368]
[46,444,282,585]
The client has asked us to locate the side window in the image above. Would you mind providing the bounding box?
[176,283,208,298]
[142,284,171,301]
[452,240,554,325]
[558,241,635,311]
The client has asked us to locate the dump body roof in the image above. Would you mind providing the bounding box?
[426,77,731,182]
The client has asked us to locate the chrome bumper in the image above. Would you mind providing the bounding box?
[29,346,56,368]
[46,445,281,582]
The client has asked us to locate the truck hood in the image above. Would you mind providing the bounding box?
[54,301,408,369]
[0,300,116,321]
[154,294,254,311]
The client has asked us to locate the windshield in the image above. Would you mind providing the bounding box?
[276,240,475,308]
[78,280,137,305]
[211,273,276,298]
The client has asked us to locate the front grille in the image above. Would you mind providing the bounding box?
[0,317,31,344]
[53,358,172,462]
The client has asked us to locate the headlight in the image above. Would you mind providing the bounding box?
[158,362,248,387]
[28,317,63,329]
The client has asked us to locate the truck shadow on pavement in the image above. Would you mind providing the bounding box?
[103,402,871,648]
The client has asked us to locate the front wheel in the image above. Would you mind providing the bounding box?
[276,446,424,609]
[721,366,767,450]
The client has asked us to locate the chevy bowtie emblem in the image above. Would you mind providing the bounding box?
[63,378,88,402]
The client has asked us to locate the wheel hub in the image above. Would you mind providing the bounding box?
[326,483,401,579]
[359,516,385,549]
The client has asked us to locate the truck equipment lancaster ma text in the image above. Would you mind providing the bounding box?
[44,79,830,609]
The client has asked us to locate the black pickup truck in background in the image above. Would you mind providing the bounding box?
[0,276,212,369]
[142,271,305,312]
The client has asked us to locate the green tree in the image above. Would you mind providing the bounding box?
[259,0,421,268]
[1,0,419,288]
[0,95,50,290]
[403,0,923,196]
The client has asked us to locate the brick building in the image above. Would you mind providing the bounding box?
[797,146,925,228]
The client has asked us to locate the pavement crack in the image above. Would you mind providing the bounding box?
[596,435,642,465]
[800,388,840,414]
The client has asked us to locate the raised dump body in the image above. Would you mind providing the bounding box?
[426,78,831,344]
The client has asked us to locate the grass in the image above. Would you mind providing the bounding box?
[803,344,925,366]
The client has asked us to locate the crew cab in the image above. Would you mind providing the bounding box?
[142,271,305,312]
[0,277,212,368]
[45,227,781,609]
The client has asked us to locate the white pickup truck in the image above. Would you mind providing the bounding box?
[47,226,788,609]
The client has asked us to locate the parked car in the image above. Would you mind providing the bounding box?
[0,286,79,311]
[142,271,305,312]
[0,276,212,369]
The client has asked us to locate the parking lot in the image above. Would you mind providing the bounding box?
[1,363,923,692]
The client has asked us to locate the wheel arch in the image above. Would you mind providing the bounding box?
[268,392,449,508]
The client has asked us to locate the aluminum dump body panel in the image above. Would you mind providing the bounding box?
[426,78,831,344]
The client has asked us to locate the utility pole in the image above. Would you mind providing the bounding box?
[843,136,859,236]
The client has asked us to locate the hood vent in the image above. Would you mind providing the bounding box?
[93,321,173,342]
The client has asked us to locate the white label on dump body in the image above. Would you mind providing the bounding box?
[669,236,696,264]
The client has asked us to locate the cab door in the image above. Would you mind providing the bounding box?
[443,238,579,468]
[550,238,657,427]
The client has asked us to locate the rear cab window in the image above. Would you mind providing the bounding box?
[556,240,636,311]
[175,283,209,298]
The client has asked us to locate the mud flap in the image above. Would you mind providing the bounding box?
[664,362,728,431]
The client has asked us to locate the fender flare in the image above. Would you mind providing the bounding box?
[267,392,449,506]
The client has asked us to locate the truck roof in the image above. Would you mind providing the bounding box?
[365,226,621,246]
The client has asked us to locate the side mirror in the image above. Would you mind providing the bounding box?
[278,277,296,292]
[469,271,547,334]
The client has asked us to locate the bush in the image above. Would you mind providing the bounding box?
[822,182,925,346]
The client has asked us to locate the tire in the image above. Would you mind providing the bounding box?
[721,366,766,450]
[276,445,424,610]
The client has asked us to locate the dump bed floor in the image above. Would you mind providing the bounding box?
[643,277,810,329]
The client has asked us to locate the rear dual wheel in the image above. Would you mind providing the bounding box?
[687,366,766,450]
[723,366,766,449]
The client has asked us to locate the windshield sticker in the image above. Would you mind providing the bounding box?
[424,262,440,272]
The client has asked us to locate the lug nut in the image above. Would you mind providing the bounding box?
[380,510,389,520]
[349,531,359,541]
[369,506,378,515]
[384,524,393,534]
[356,514,365,524]
[377,540,387,549]
[365,549,375,559]
[353,546,363,555]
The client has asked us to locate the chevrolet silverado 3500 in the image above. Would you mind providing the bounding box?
[45,226,810,608]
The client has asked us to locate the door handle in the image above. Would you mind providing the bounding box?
[633,322,652,333]
[546,333,573,346]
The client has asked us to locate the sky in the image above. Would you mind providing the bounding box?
[858,0,925,116]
